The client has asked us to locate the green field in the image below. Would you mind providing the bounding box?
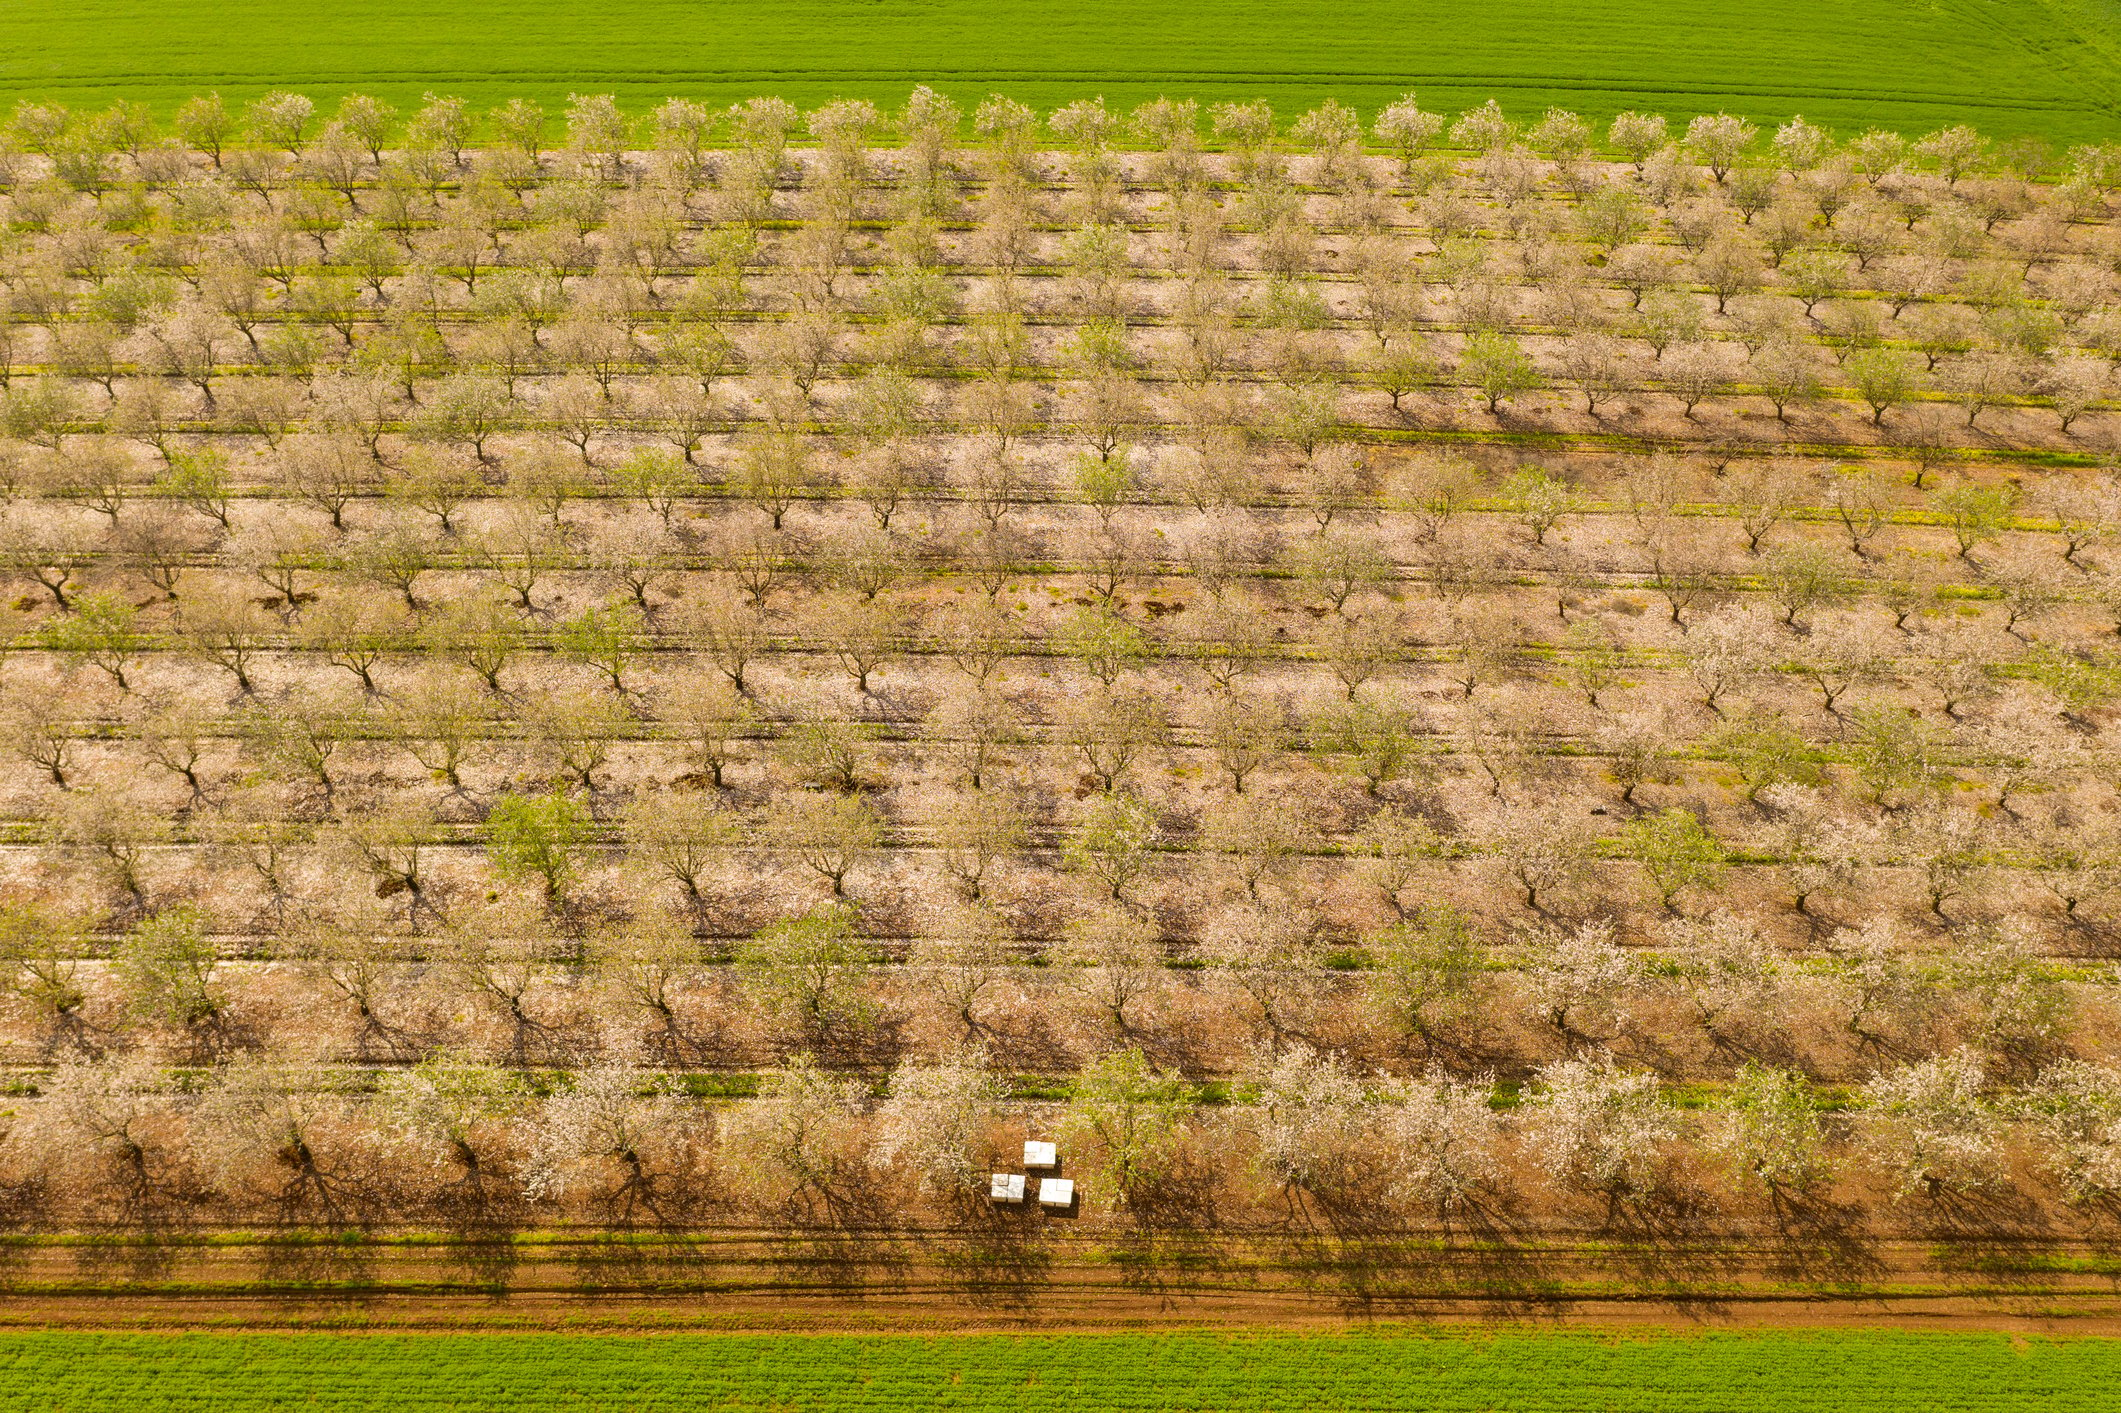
[1,0,2119,142]
[0,1329,2117,1410]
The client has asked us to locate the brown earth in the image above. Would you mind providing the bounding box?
[4,1228,2121,1333]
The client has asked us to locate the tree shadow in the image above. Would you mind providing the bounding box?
[67,1230,189,1288]
[1913,1183,2069,1298]
[801,1008,910,1072]
[1578,1181,1749,1317]
[73,1144,207,1255]
[759,1174,915,1303]
[1102,1152,1236,1307]
[1754,1186,1888,1291]
[425,1172,532,1295]
[923,1192,1058,1314]
[982,995,1078,1075]
[563,1231,650,1292]
[254,1230,382,1294]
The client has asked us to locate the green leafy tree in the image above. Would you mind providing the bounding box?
[484,791,595,904]
[1623,807,1726,912]
[1717,1063,1829,1195]
[1366,904,1483,1050]
[555,600,646,698]
[1057,606,1151,687]
[1930,479,2021,562]
[174,93,234,165]
[1072,449,1138,528]
[38,592,145,692]
[737,903,875,1045]
[766,792,884,897]
[1463,330,1540,414]
[114,905,223,1038]
[155,446,234,530]
[1844,347,1920,425]
[1308,695,1423,797]
[1062,1046,1197,1207]
[1063,791,1161,901]
[0,901,87,1041]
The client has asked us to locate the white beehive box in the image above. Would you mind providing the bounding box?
[989,1173,1025,1203]
[1023,1140,1058,1169]
[1038,1177,1075,1208]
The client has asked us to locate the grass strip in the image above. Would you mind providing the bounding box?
[1,1327,2119,1410]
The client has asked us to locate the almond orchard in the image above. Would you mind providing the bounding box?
[0,90,2115,1263]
